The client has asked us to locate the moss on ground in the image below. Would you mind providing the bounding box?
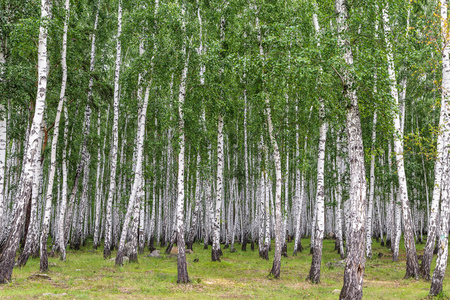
[0,238,447,299]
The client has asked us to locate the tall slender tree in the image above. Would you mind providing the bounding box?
[336,0,368,298]
[104,0,122,259]
[0,0,51,283]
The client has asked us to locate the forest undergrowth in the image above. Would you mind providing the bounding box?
[0,238,444,299]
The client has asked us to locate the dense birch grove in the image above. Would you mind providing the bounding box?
[1,0,450,298]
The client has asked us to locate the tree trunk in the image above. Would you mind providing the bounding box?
[336,0,368,298]
[104,0,122,259]
[429,1,450,292]
[0,0,51,283]
[176,6,190,282]
[58,106,70,261]
[242,89,250,251]
[382,6,419,279]
[212,115,224,262]
[93,107,108,249]
[307,100,327,283]
[39,0,69,269]
[421,1,450,281]
[335,134,345,259]
[429,153,450,295]
[366,111,377,258]
[0,51,6,239]
[16,127,43,267]
[116,43,149,266]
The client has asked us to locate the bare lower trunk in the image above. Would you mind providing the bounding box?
[0,0,51,283]
[429,1,450,291]
[366,111,377,258]
[335,135,345,259]
[421,3,449,281]
[382,6,419,279]
[58,106,70,261]
[308,100,327,283]
[176,6,189,282]
[266,98,283,279]
[212,115,224,262]
[430,153,449,295]
[17,128,43,267]
[104,0,122,259]
[336,1,367,298]
[116,31,149,266]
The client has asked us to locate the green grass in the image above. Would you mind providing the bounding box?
[0,238,448,299]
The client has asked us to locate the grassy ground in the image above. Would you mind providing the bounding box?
[0,238,447,299]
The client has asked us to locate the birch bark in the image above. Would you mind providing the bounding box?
[104,0,122,259]
[39,0,70,272]
[16,127,43,267]
[307,99,327,283]
[308,9,328,283]
[115,38,150,265]
[176,4,190,282]
[212,114,224,261]
[382,6,419,279]
[429,0,450,293]
[0,0,51,283]
[59,106,69,261]
[93,108,107,249]
[421,0,450,280]
[265,88,283,278]
[242,88,250,251]
[0,51,5,237]
[335,134,345,259]
[336,0,368,298]
[366,110,377,257]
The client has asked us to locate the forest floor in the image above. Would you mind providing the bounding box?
[0,238,447,299]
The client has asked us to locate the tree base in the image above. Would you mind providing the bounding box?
[259,248,269,260]
[129,252,138,263]
[241,235,248,251]
[212,248,221,262]
[281,243,288,257]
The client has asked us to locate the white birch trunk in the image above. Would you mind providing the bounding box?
[383,6,419,279]
[308,99,327,283]
[93,108,107,249]
[421,0,450,279]
[104,0,122,259]
[242,88,250,250]
[16,126,43,267]
[335,135,345,259]
[430,0,450,292]
[0,0,51,283]
[212,114,224,261]
[58,106,70,261]
[115,63,149,266]
[175,6,189,281]
[309,8,328,282]
[365,110,377,257]
[39,0,70,271]
[336,0,368,298]
[0,50,6,237]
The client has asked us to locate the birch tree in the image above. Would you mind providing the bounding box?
[104,0,122,259]
[421,0,450,280]
[0,0,51,283]
[175,3,190,283]
[39,0,70,271]
[429,0,450,294]
[382,5,419,279]
[308,8,328,284]
[336,0,368,298]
